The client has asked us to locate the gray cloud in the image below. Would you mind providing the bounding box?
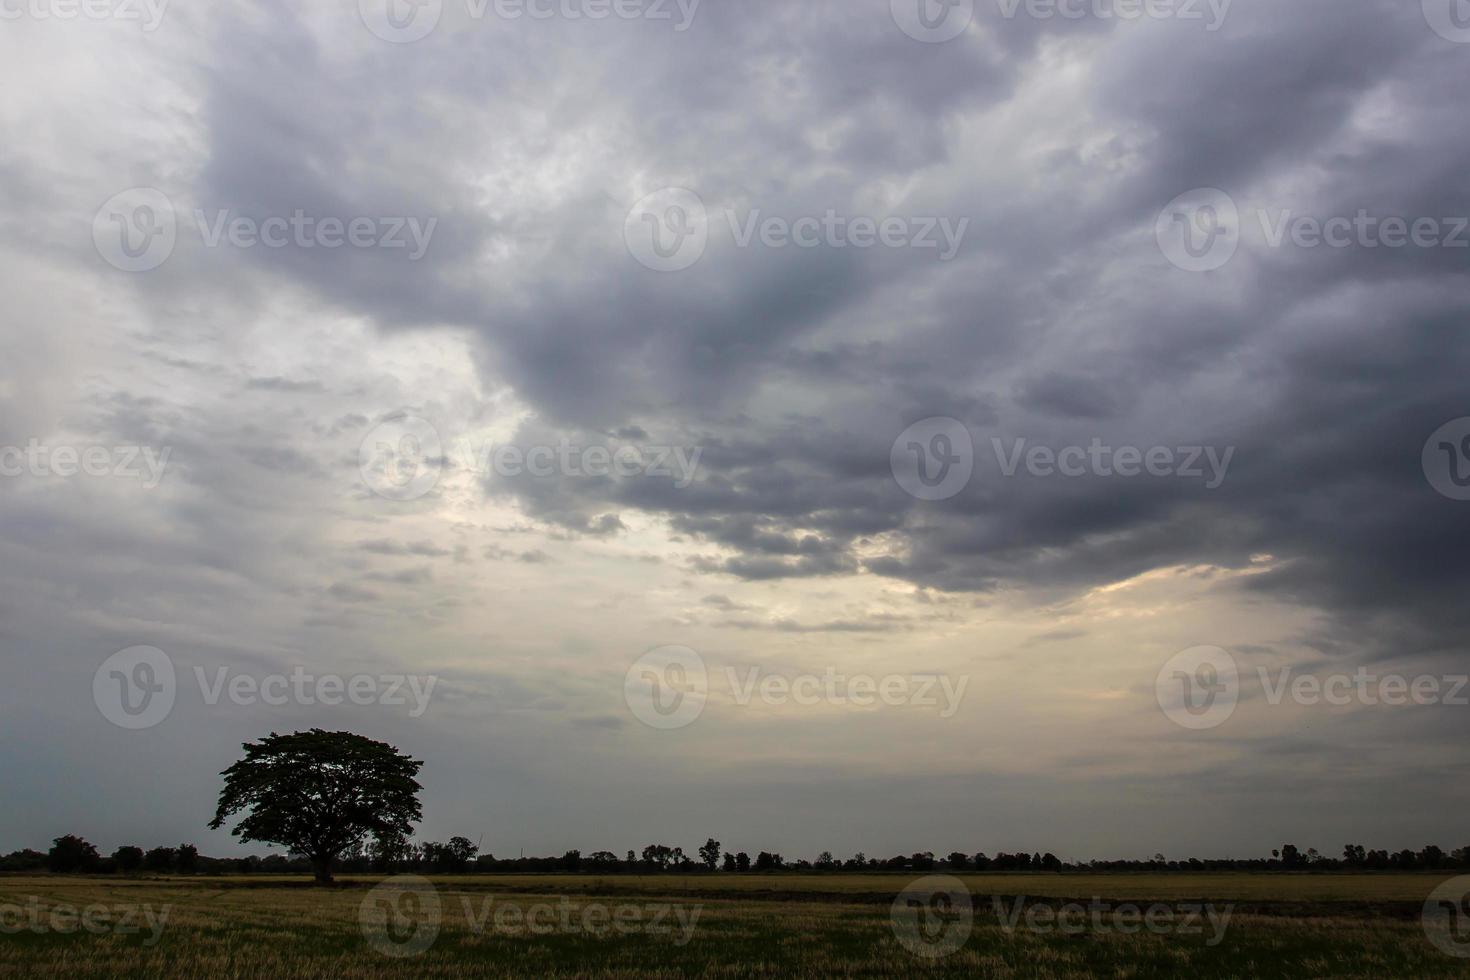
[2,0,1467,860]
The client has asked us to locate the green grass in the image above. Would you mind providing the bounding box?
[2,873,1469,977]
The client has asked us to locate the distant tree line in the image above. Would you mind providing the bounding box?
[9,836,1470,876]
[1,836,202,875]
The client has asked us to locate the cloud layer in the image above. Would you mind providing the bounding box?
[2,0,1469,859]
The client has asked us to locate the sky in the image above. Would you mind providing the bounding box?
[2,0,1469,863]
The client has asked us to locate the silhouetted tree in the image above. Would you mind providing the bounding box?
[423,838,478,872]
[699,838,722,871]
[144,846,176,871]
[369,833,411,871]
[210,730,423,883]
[642,844,674,870]
[0,850,46,872]
[112,846,144,873]
[48,836,99,873]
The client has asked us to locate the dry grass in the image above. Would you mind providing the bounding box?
[2,874,1468,978]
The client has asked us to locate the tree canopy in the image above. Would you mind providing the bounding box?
[209,729,423,882]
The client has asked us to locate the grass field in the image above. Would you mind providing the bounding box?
[4,872,1470,977]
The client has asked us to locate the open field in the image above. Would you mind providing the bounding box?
[5,873,1470,978]
[351,871,1470,904]
[80,871,1457,902]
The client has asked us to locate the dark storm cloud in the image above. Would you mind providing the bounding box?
[6,0,1469,859]
[331,0,1469,668]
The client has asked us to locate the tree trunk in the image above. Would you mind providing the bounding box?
[313,856,334,884]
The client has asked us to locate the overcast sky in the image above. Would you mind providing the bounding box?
[3,0,1469,863]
